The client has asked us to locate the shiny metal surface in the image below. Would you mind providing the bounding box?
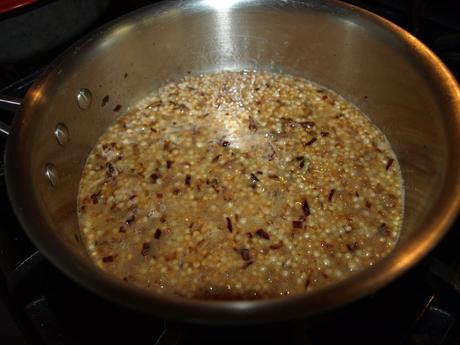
[0,122,10,137]
[0,94,21,112]
[44,163,59,187]
[4,0,460,323]
[76,88,92,110]
[54,123,69,146]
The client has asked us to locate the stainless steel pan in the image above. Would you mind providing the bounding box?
[0,0,459,323]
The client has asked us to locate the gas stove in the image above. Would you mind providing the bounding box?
[0,1,459,344]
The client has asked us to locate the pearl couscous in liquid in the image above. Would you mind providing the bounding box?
[78,71,403,299]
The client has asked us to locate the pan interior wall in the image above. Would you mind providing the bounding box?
[26,3,449,263]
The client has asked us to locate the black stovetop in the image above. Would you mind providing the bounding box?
[1,1,460,344]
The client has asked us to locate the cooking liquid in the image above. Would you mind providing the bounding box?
[78,71,403,299]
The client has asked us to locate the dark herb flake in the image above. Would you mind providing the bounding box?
[328,189,335,202]
[250,173,260,182]
[270,243,283,250]
[150,173,160,183]
[146,100,163,109]
[267,143,276,161]
[226,217,233,233]
[248,115,258,132]
[386,158,394,171]
[378,223,391,237]
[302,199,311,217]
[346,242,359,252]
[304,137,317,146]
[249,173,260,189]
[255,229,270,240]
[102,255,114,263]
[300,121,315,129]
[242,261,254,269]
[90,191,101,204]
[239,248,251,261]
[292,221,303,229]
[209,178,220,193]
[141,243,151,256]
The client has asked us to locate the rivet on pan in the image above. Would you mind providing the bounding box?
[44,163,59,187]
[76,88,92,110]
[54,123,69,146]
